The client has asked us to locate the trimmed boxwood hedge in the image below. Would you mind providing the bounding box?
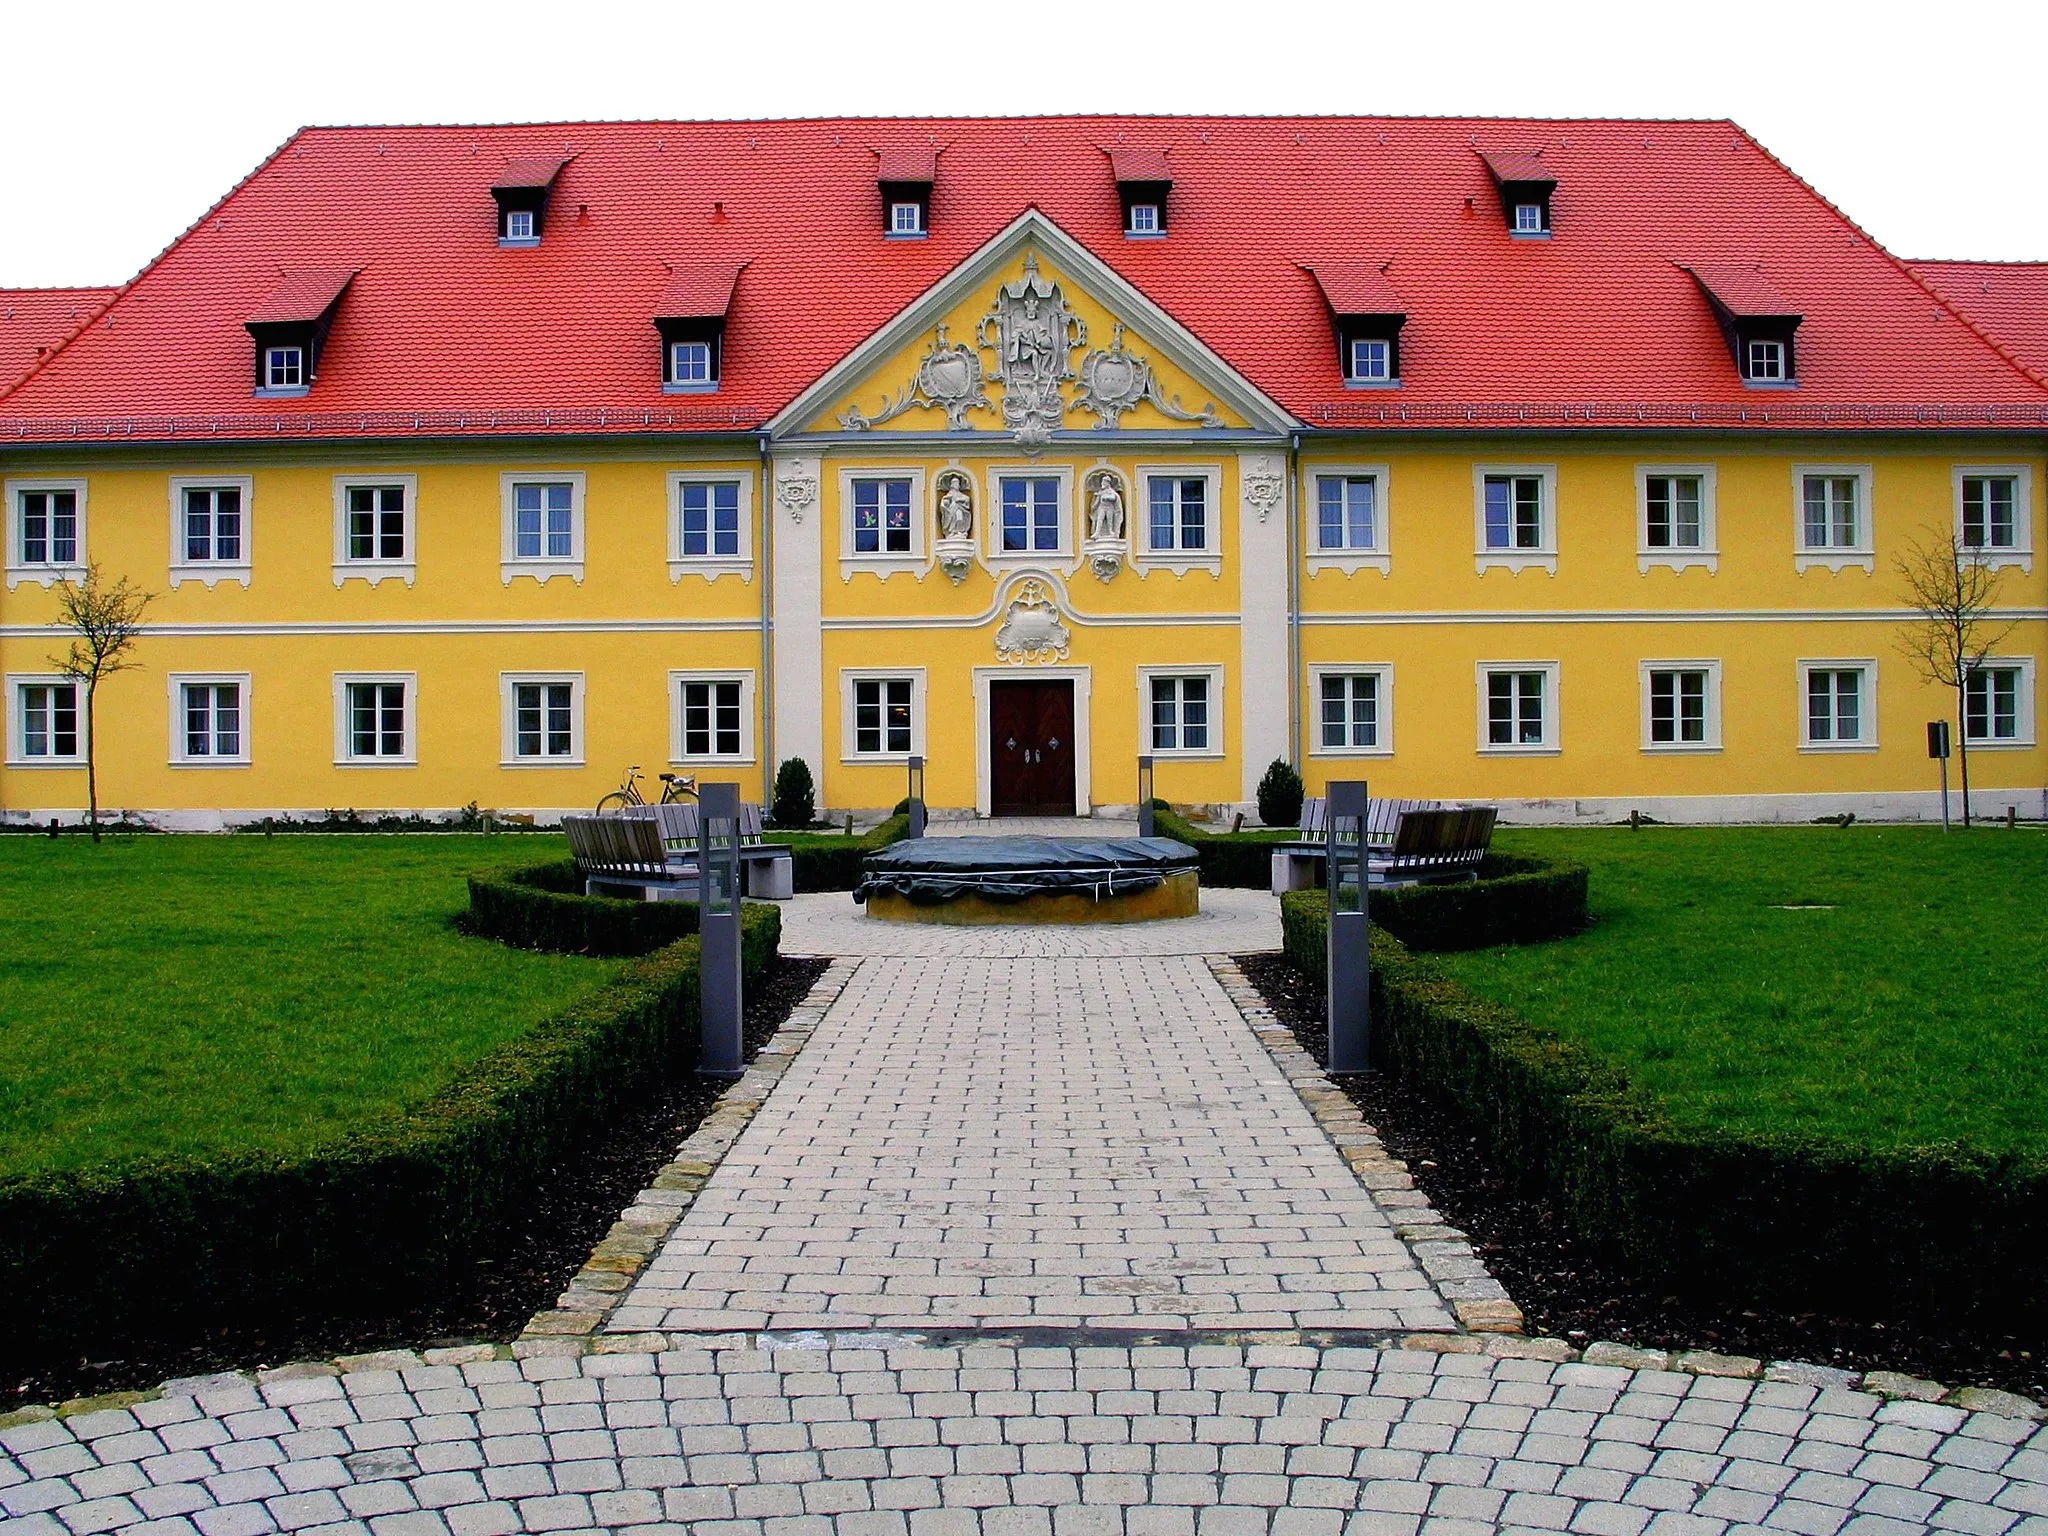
[466,859,701,954]
[0,887,779,1381]
[1152,807,1290,889]
[787,813,912,892]
[1279,891,2048,1330]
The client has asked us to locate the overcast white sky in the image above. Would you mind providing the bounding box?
[4,0,2039,289]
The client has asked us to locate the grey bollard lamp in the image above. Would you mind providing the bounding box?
[1326,779,1371,1074]
[1137,755,1154,838]
[696,781,744,1079]
[906,755,927,838]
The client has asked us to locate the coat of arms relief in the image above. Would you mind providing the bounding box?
[838,253,1222,449]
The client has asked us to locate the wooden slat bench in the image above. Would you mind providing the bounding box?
[621,802,795,900]
[564,813,697,902]
[1269,798,1496,893]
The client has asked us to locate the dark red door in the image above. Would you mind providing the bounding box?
[989,680,1076,816]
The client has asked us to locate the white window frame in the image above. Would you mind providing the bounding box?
[1952,464,2034,573]
[1134,462,1223,575]
[333,672,418,767]
[5,673,86,767]
[1792,464,1875,574]
[1637,660,1723,754]
[1796,658,1878,752]
[1307,664,1395,759]
[1476,661,1561,756]
[1512,202,1547,235]
[499,471,586,585]
[667,472,755,583]
[1307,464,1392,576]
[166,672,253,767]
[669,669,758,766]
[1472,464,1558,575]
[258,345,307,396]
[1744,337,1788,383]
[332,474,418,587]
[839,667,927,763]
[983,463,1075,567]
[889,201,925,236]
[1136,664,1226,760]
[1962,655,2036,749]
[1634,464,1719,575]
[499,672,585,768]
[5,477,88,589]
[504,209,537,243]
[667,340,716,391]
[837,465,928,581]
[1125,202,1162,237]
[167,475,254,589]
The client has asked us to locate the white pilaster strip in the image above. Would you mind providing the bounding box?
[770,454,826,793]
[1237,450,1291,804]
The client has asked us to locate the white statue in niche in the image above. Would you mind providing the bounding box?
[936,471,974,539]
[1087,470,1126,542]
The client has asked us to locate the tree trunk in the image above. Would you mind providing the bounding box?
[85,679,100,843]
[1956,680,1972,830]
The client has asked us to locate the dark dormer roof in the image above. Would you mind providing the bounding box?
[1108,147,1172,186]
[875,148,937,186]
[245,269,355,329]
[1306,263,1408,323]
[493,155,573,193]
[1479,149,1556,191]
[654,263,745,322]
[1684,263,1801,323]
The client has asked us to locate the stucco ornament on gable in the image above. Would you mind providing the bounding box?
[976,253,1088,452]
[994,578,1071,664]
[837,325,989,431]
[1076,323,1223,430]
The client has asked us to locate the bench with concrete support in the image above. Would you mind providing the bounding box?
[622,803,796,900]
[1270,797,1497,892]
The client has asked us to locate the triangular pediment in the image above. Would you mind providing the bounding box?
[768,211,1298,443]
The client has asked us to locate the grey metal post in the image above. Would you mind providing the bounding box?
[1137,756,1154,838]
[1928,721,1952,833]
[1326,779,1371,1074]
[697,782,744,1079]
[906,755,927,838]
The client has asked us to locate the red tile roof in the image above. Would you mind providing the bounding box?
[245,268,356,326]
[1108,148,1172,184]
[655,262,744,320]
[1307,263,1407,318]
[494,155,573,191]
[1907,260,2048,383]
[4,116,2045,442]
[1685,263,1799,321]
[1479,149,1555,186]
[0,287,117,393]
[875,148,937,184]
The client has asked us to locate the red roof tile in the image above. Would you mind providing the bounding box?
[0,287,117,393]
[875,148,937,184]
[4,116,2045,441]
[494,155,572,191]
[1108,147,1172,184]
[1479,149,1554,186]
[245,268,355,326]
[1307,263,1406,318]
[655,262,744,320]
[1685,262,1799,320]
[1908,260,2048,382]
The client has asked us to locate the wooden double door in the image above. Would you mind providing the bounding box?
[989,680,1076,817]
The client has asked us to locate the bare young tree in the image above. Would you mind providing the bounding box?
[48,563,154,843]
[1894,534,2015,828]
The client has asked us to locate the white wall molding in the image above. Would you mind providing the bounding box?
[1237,450,1291,798]
[770,453,825,787]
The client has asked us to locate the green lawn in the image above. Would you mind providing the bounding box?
[1436,826,2048,1157]
[0,834,618,1179]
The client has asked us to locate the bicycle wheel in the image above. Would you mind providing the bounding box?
[594,792,634,813]
[660,777,697,804]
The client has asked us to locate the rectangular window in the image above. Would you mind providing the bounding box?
[1805,669,1865,745]
[19,682,79,759]
[1485,670,1547,747]
[505,209,536,241]
[346,485,407,561]
[1126,202,1161,235]
[181,682,243,759]
[1149,675,1212,753]
[1316,476,1378,551]
[1513,202,1545,233]
[678,480,741,558]
[1745,338,1787,381]
[670,341,713,385]
[890,201,923,234]
[1319,673,1380,751]
[1644,476,1703,549]
[1347,337,1391,382]
[1965,666,2023,743]
[1801,475,1859,549]
[511,682,575,760]
[265,346,304,390]
[1962,476,2018,551]
[1146,477,1207,552]
[1483,475,1543,550]
[852,478,913,555]
[853,677,913,756]
[347,682,408,759]
[513,482,575,559]
[1000,476,1061,553]
[18,488,79,567]
[1647,670,1708,745]
[681,679,744,759]
[181,486,243,563]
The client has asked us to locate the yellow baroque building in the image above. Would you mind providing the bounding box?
[1,119,2043,826]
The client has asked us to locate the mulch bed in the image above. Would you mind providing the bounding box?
[1236,951,2046,1402]
[7,954,830,1411]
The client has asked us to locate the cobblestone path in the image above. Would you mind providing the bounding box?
[7,891,2045,1536]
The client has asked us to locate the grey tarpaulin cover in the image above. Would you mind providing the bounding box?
[854,836,1199,905]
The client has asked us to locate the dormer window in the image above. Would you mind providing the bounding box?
[1309,264,1408,388]
[877,148,935,238]
[1110,148,1172,238]
[1481,151,1557,238]
[1686,264,1802,388]
[491,155,571,247]
[653,262,744,393]
[244,269,354,398]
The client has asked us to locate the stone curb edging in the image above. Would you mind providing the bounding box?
[1205,954,1525,1337]
[517,954,864,1343]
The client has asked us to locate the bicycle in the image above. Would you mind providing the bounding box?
[595,765,696,812]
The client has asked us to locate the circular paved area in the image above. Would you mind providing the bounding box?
[778,887,1281,958]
